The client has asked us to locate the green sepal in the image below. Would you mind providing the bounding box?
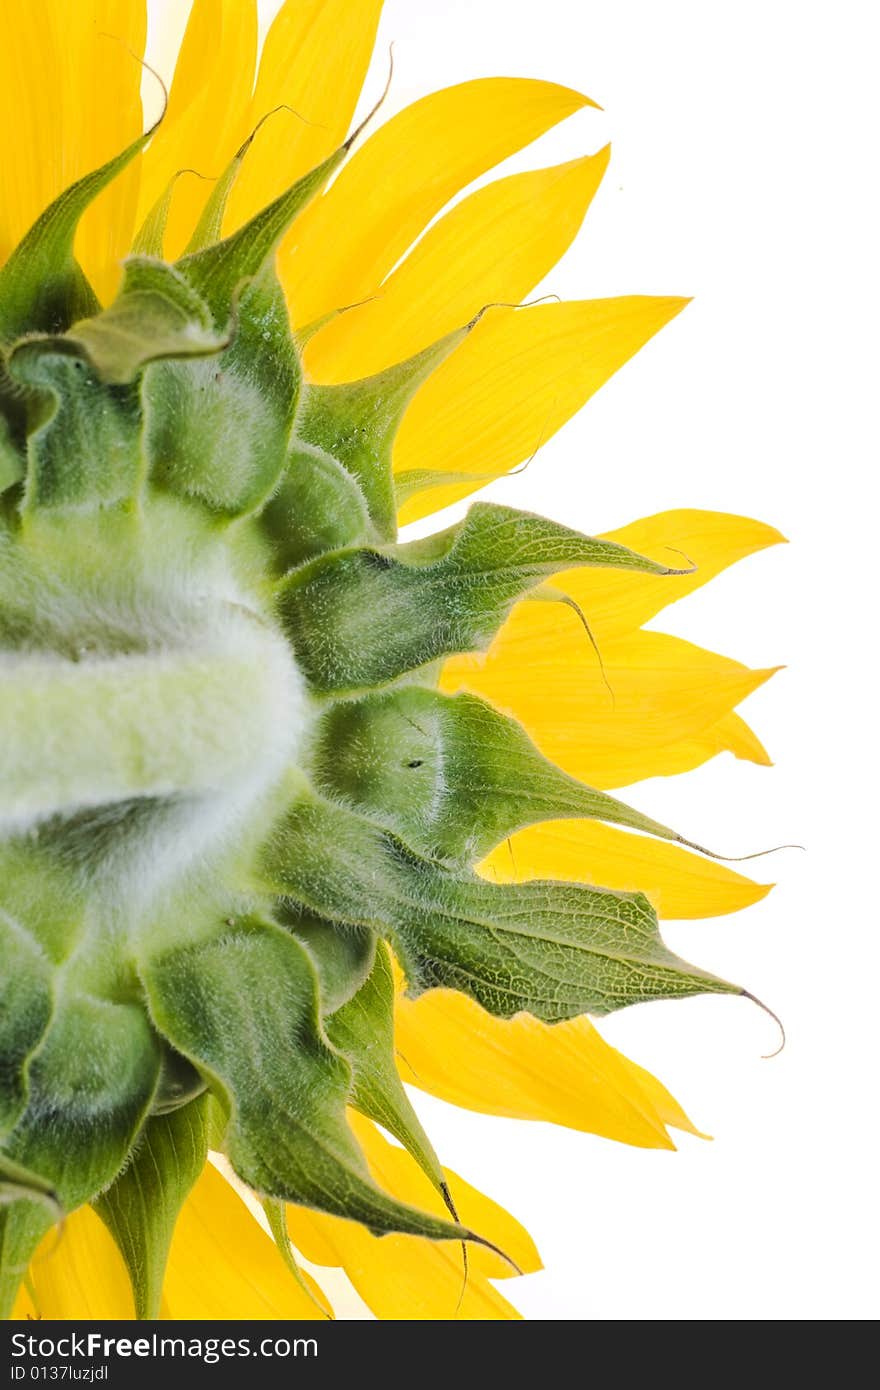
[286,913,376,1015]
[313,687,701,863]
[8,340,142,510]
[65,258,230,384]
[0,410,23,497]
[142,144,360,515]
[0,841,84,965]
[0,119,156,342]
[262,793,741,1023]
[181,112,275,257]
[263,1199,332,1319]
[324,940,445,1194]
[0,995,162,1316]
[176,147,346,320]
[260,448,374,572]
[5,260,227,510]
[139,917,479,1243]
[0,1155,60,1217]
[144,265,299,515]
[132,171,205,259]
[394,466,496,509]
[293,327,468,540]
[93,1093,210,1321]
[277,501,683,694]
[0,912,53,1138]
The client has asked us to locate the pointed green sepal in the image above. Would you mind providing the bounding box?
[132,171,206,259]
[394,465,494,510]
[294,327,469,540]
[277,501,686,695]
[261,794,741,1024]
[324,940,446,1194]
[0,117,158,342]
[263,1199,333,1319]
[312,687,703,862]
[94,1092,210,1320]
[139,918,483,1244]
[176,147,346,320]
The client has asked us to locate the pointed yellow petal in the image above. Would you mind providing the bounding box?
[442,615,777,788]
[394,298,688,523]
[282,78,593,326]
[0,2,61,260]
[394,983,693,1149]
[138,0,258,260]
[639,708,773,779]
[616,1051,708,1139]
[480,819,771,920]
[19,1207,134,1319]
[224,0,383,237]
[306,149,609,382]
[161,1162,330,1319]
[549,509,786,643]
[285,1117,539,1320]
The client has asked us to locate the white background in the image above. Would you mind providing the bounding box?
[157,0,878,1320]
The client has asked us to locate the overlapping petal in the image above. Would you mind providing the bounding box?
[13,1208,134,1320]
[394,299,689,523]
[551,508,786,642]
[161,1162,330,1320]
[283,77,593,326]
[285,1115,540,1320]
[225,0,383,239]
[14,1164,332,1321]
[442,623,777,788]
[394,984,701,1149]
[0,0,146,294]
[305,150,609,381]
[137,0,258,261]
[480,819,771,919]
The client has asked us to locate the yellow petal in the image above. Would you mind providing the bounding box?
[68,1,148,302]
[225,0,383,241]
[0,2,146,296]
[394,298,689,523]
[306,149,609,382]
[0,1,60,260]
[285,1116,539,1320]
[442,617,777,788]
[641,708,773,779]
[552,508,786,643]
[394,983,698,1148]
[16,1207,135,1319]
[161,1161,330,1320]
[480,819,771,919]
[283,78,593,327]
[137,0,258,260]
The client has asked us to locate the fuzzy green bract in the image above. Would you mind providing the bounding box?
[0,124,741,1320]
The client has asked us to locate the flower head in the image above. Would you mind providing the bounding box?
[0,0,781,1321]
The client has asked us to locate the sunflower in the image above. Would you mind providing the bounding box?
[0,0,781,1322]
